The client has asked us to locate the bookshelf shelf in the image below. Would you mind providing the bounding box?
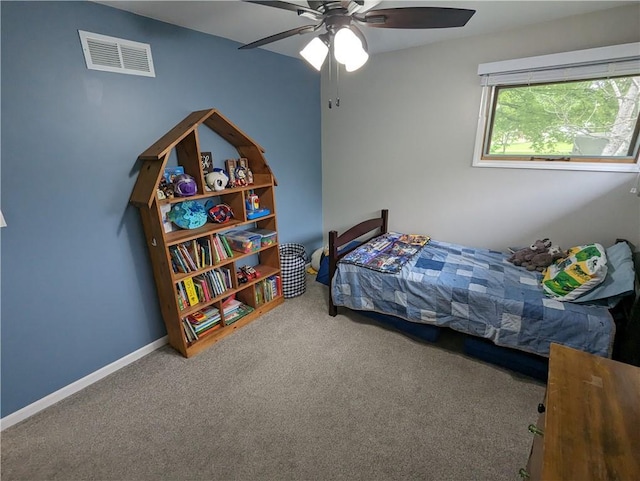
[129,108,284,358]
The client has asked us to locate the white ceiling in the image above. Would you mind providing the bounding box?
[97,0,637,58]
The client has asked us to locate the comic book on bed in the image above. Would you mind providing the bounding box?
[340,232,430,274]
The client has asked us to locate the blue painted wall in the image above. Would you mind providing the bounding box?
[1,1,322,417]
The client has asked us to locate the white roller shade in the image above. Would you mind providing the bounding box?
[478,42,640,86]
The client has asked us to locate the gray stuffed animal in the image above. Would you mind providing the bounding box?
[523,245,566,272]
[508,238,552,268]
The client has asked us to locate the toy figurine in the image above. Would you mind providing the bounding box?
[237,269,248,284]
[157,177,174,199]
[240,265,259,280]
[205,168,229,192]
[235,166,248,186]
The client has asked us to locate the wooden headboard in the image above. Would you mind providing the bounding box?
[328,209,389,316]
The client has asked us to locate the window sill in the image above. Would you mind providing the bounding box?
[472,158,640,173]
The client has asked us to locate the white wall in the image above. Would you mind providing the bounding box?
[322,5,640,251]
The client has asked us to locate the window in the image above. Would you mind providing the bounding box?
[473,43,640,172]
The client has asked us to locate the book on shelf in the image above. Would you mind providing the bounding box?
[207,238,213,265]
[200,305,220,319]
[193,282,203,302]
[192,317,220,334]
[196,322,222,339]
[190,240,201,269]
[186,306,221,333]
[198,238,212,267]
[187,308,218,322]
[221,294,236,308]
[183,310,223,342]
[182,277,199,306]
[189,310,207,323]
[223,268,232,289]
[219,268,230,290]
[183,318,198,342]
[177,282,193,310]
[222,298,242,315]
[210,270,223,295]
[193,275,211,302]
[209,269,229,296]
[222,267,232,289]
[224,303,254,325]
[178,244,197,271]
[253,276,281,306]
[170,246,188,274]
[205,275,215,301]
[219,234,234,258]
[222,298,252,318]
[203,277,214,300]
[211,235,226,263]
[176,286,186,311]
[255,282,263,305]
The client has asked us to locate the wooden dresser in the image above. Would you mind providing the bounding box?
[523,343,640,480]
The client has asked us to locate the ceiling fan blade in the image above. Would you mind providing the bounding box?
[244,1,323,20]
[307,1,326,10]
[345,0,380,14]
[355,7,475,29]
[238,24,319,49]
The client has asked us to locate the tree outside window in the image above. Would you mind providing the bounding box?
[485,76,640,163]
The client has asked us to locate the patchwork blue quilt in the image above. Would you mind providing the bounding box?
[332,239,615,357]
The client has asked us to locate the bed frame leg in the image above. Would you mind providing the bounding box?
[328,229,338,317]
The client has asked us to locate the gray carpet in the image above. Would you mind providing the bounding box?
[1,274,545,480]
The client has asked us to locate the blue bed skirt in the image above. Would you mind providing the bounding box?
[318,253,547,380]
[358,311,442,343]
[463,337,548,381]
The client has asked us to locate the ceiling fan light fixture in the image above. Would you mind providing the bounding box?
[333,27,366,66]
[300,35,329,71]
[345,49,369,72]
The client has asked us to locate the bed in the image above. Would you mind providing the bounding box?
[320,209,637,378]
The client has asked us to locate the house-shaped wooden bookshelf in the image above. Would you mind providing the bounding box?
[129,108,283,358]
[130,108,276,208]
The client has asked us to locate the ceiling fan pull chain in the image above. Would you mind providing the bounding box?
[328,47,333,109]
[336,62,340,107]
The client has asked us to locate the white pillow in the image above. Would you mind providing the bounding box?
[542,243,608,301]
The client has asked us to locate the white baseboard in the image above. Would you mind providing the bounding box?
[0,336,168,431]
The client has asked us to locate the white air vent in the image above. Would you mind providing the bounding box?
[79,30,155,77]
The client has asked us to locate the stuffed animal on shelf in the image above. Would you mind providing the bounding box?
[205,168,229,192]
[508,238,552,268]
[157,177,174,199]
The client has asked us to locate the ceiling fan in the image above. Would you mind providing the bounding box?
[239,1,476,72]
